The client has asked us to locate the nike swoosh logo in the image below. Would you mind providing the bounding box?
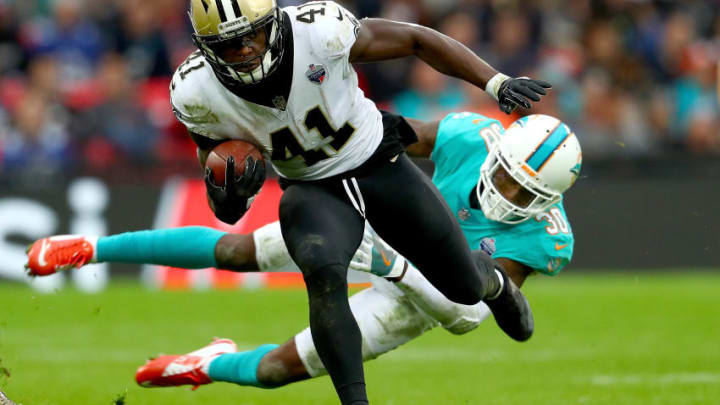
[37,240,50,267]
[379,250,392,267]
[555,243,568,251]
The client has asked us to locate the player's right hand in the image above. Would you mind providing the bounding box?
[205,156,265,224]
[497,77,552,114]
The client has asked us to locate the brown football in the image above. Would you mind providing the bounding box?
[206,140,264,185]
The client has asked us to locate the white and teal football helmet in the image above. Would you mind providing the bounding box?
[478,114,582,224]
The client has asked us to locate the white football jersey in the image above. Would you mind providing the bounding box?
[170,1,383,180]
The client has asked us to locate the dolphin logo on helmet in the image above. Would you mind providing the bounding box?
[477,114,582,224]
[188,0,285,86]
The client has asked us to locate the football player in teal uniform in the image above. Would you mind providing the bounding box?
[26,113,581,390]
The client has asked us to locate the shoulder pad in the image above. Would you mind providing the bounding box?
[293,1,360,59]
[170,52,222,137]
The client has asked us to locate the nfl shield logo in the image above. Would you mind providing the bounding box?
[480,238,496,256]
[306,64,327,84]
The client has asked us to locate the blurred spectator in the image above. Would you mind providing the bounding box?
[106,0,173,79]
[0,4,25,76]
[21,0,105,87]
[1,0,719,183]
[2,89,73,177]
[480,8,539,76]
[73,54,158,168]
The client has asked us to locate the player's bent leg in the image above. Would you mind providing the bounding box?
[295,285,438,378]
[360,155,533,341]
[279,183,368,405]
[360,155,495,305]
[394,262,492,334]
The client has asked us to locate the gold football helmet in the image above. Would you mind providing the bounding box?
[189,0,285,86]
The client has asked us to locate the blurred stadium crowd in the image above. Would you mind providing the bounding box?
[0,0,718,183]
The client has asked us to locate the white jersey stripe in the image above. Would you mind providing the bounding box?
[221,0,236,20]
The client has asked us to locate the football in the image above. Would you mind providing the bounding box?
[206,140,264,185]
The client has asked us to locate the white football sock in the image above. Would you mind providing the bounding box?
[252,222,300,272]
[395,263,490,333]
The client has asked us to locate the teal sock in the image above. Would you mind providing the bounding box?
[96,227,225,268]
[208,344,279,388]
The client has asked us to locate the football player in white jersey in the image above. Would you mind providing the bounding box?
[69,1,554,402]
[169,1,554,402]
[26,113,581,396]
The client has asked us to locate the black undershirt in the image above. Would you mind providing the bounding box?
[216,11,295,109]
[470,185,481,209]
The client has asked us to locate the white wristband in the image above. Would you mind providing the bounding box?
[485,72,511,101]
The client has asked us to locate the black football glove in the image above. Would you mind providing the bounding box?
[497,77,552,114]
[205,155,266,224]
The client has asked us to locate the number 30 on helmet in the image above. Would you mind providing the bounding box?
[189,0,285,86]
[478,114,583,224]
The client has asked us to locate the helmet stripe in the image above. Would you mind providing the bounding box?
[526,123,571,171]
[231,0,243,18]
[216,0,228,21]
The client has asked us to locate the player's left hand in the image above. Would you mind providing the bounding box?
[497,77,552,114]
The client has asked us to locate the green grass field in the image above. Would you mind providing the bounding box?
[0,272,718,405]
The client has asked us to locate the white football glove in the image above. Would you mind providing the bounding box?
[349,224,406,278]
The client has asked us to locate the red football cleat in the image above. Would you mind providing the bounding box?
[25,235,96,276]
[135,338,237,390]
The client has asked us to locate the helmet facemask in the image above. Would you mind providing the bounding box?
[191,6,284,86]
[477,143,561,224]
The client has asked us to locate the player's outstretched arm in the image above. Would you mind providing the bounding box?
[350,19,551,114]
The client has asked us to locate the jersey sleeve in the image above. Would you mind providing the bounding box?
[304,1,360,60]
[431,112,500,180]
[492,204,574,276]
